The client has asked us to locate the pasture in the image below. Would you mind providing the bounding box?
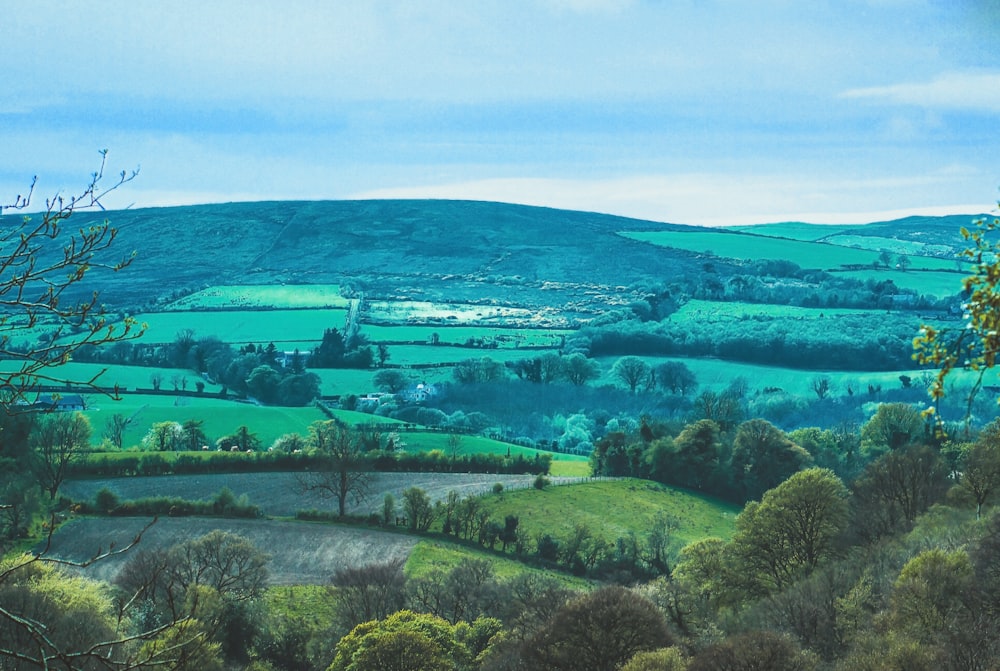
[164,284,348,309]
[360,324,571,348]
[828,268,965,297]
[621,229,957,271]
[133,308,348,345]
[480,479,738,551]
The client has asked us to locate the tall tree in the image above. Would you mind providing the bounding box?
[31,411,91,499]
[612,356,651,393]
[297,421,371,516]
[729,468,850,595]
[731,419,813,502]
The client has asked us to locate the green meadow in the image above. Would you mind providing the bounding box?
[621,229,957,271]
[360,324,571,348]
[479,479,739,550]
[134,308,348,345]
[165,284,349,309]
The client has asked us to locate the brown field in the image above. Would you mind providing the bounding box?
[43,517,418,586]
[60,472,558,518]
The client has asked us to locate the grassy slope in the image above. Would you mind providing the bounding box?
[479,479,738,550]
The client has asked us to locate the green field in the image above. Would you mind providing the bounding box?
[829,268,966,297]
[134,308,347,345]
[165,284,349,309]
[0,361,223,394]
[360,324,571,348]
[479,479,738,552]
[384,345,539,367]
[621,229,957,271]
[730,222,856,240]
[406,540,592,587]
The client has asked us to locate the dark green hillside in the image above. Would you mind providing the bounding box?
[60,200,707,310]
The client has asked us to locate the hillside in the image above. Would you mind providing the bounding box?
[66,200,706,310]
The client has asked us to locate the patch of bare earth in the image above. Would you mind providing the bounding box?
[61,472,552,517]
[42,517,417,586]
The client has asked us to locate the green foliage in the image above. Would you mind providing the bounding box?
[328,610,467,671]
[729,468,850,596]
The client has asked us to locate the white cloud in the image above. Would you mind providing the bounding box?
[841,71,1000,113]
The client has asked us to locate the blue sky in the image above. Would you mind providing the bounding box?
[3,1,998,225]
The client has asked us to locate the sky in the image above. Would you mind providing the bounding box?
[2,1,998,226]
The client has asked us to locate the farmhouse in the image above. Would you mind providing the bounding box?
[31,394,86,412]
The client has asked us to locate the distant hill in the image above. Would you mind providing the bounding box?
[64,200,706,309]
[27,199,983,310]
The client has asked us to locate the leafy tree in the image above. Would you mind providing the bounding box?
[523,585,672,671]
[374,369,410,394]
[246,365,282,404]
[731,418,813,501]
[180,419,210,451]
[562,352,600,386]
[31,411,91,499]
[0,474,41,540]
[329,610,469,671]
[613,356,651,393]
[666,419,721,492]
[453,357,506,384]
[401,486,437,531]
[729,468,850,595]
[957,437,1000,519]
[688,630,817,671]
[620,647,689,671]
[277,371,321,405]
[330,558,408,632]
[297,421,371,516]
[860,402,925,454]
[888,548,974,644]
[656,361,698,395]
[143,420,184,452]
[850,445,949,540]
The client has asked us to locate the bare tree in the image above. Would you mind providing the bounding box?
[31,411,92,499]
[297,421,372,516]
[0,151,144,405]
[103,413,134,450]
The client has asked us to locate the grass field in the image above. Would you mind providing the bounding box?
[405,540,591,587]
[621,230,957,272]
[829,268,965,297]
[85,398,330,449]
[360,324,571,348]
[729,222,856,240]
[479,479,738,552]
[134,308,348,345]
[384,344,541,367]
[164,284,349,310]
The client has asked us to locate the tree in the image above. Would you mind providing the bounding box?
[688,631,817,671]
[0,154,143,405]
[957,437,1000,519]
[103,412,133,450]
[811,375,831,400]
[329,610,468,671]
[562,352,600,386]
[401,486,437,531]
[667,419,721,491]
[731,418,813,501]
[612,356,651,393]
[144,420,183,452]
[914,206,1000,428]
[656,361,698,395]
[297,421,371,516]
[522,585,672,671]
[31,411,91,499]
[851,445,949,539]
[330,559,408,632]
[374,369,409,394]
[859,402,925,454]
[729,468,850,595]
[180,419,210,452]
[245,365,282,404]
